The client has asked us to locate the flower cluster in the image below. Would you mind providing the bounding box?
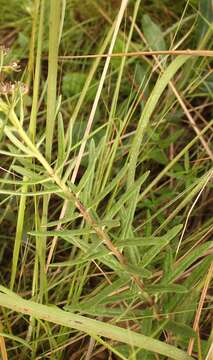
[0,44,28,96]
[2,61,21,73]
[0,81,28,95]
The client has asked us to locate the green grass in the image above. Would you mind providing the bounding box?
[0,0,212,359]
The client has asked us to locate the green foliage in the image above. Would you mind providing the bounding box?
[62,72,98,100]
[142,14,167,50]
[0,0,212,359]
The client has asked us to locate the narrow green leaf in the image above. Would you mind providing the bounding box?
[4,126,34,156]
[90,164,128,207]
[0,289,193,360]
[141,225,183,267]
[163,321,196,339]
[128,56,189,187]
[56,112,65,170]
[164,242,213,283]
[124,263,152,278]
[107,171,149,219]
[147,284,188,294]
[0,331,32,350]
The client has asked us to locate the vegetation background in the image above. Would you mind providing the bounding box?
[0,0,212,359]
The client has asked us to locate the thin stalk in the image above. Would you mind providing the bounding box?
[46,7,123,269]
[0,290,193,360]
[9,0,41,290]
[41,0,62,301]
[46,0,61,161]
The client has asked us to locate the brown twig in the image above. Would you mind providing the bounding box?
[58,49,213,61]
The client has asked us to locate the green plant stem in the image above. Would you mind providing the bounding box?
[0,289,193,360]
